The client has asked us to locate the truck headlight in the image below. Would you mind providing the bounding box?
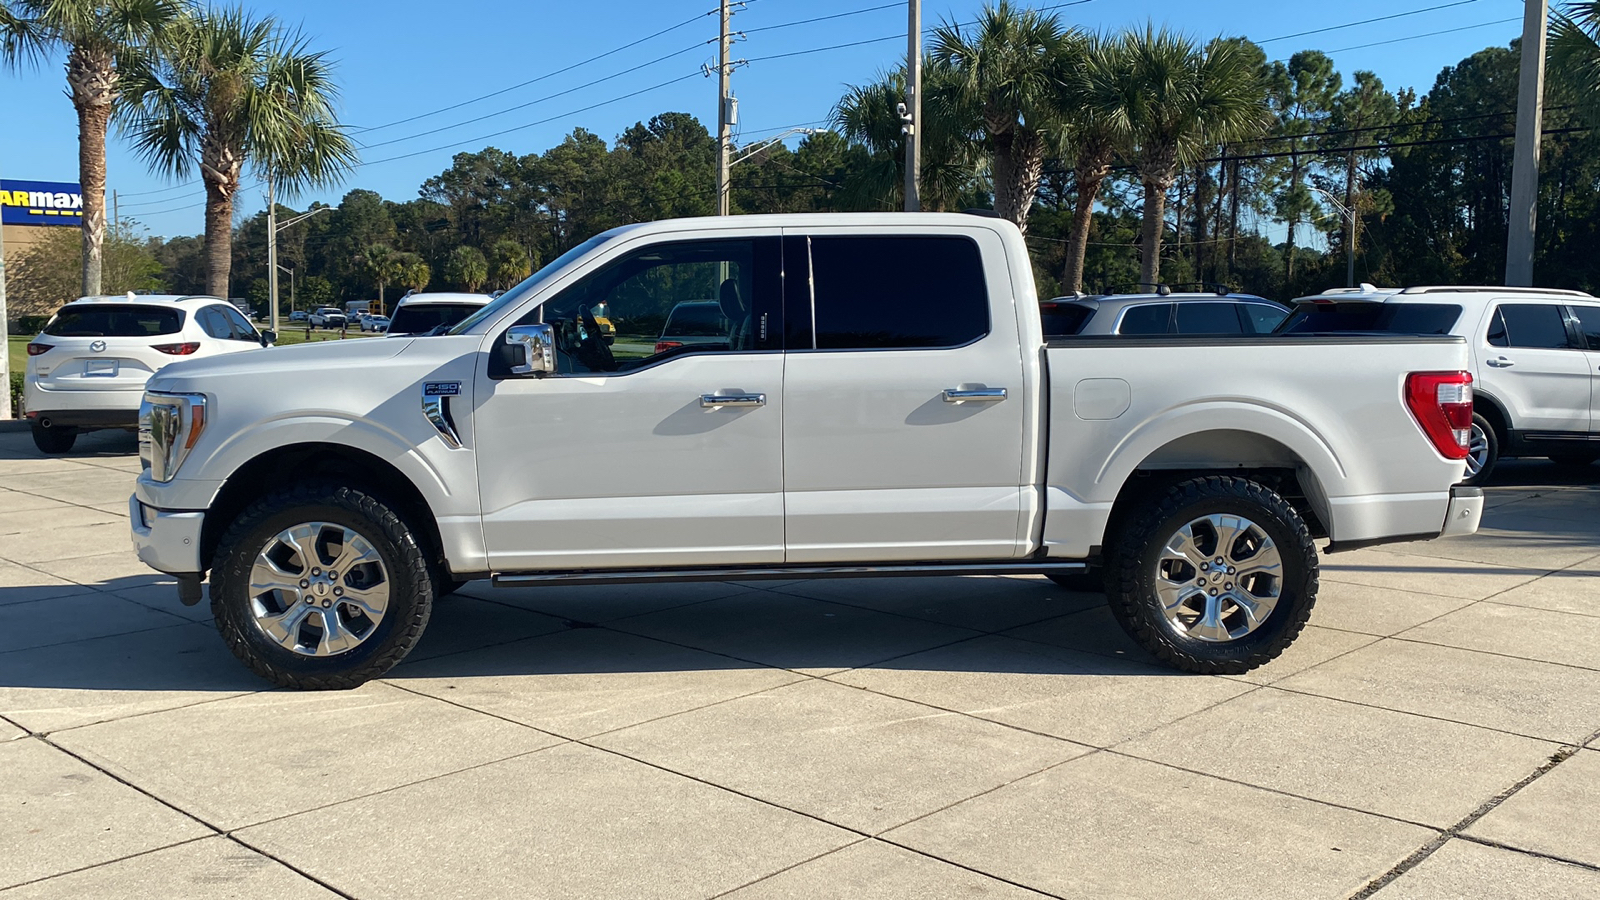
[139,391,208,483]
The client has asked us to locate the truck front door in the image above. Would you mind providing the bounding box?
[780,229,1030,563]
[473,236,785,571]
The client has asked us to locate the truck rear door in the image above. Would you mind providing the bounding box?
[779,228,1030,562]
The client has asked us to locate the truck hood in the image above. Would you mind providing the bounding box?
[147,336,416,394]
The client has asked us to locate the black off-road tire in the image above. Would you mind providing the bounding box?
[31,422,77,454]
[1463,412,1499,486]
[210,480,434,690]
[1107,475,1318,675]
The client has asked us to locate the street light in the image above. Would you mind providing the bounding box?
[1310,186,1358,288]
[729,127,821,167]
[276,263,295,316]
[266,178,331,334]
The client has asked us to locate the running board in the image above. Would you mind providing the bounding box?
[492,560,1090,588]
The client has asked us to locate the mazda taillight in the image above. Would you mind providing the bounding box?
[152,342,201,355]
[654,341,684,354]
[1405,371,1473,460]
[25,343,52,356]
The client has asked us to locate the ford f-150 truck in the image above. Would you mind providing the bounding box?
[130,213,1483,689]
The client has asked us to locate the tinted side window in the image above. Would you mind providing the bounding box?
[198,307,234,340]
[1117,304,1171,335]
[523,238,779,376]
[221,307,258,341]
[1174,302,1245,335]
[1240,303,1288,334]
[1497,303,1573,349]
[1572,305,1600,350]
[1039,302,1094,336]
[807,236,988,349]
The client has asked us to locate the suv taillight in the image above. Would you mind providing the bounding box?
[152,342,201,355]
[25,343,52,356]
[1405,371,1473,460]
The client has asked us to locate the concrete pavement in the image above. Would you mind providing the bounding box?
[2,426,1598,898]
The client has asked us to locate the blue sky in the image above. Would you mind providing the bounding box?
[0,0,1527,237]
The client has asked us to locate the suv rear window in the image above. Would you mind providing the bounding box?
[389,303,480,335]
[43,305,183,337]
[1277,302,1463,335]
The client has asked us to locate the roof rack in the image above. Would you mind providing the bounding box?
[1099,281,1234,297]
[1398,285,1595,298]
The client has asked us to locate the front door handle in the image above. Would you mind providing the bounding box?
[701,392,766,408]
[1486,357,1515,368]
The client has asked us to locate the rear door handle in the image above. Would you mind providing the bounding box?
[943,387,1008,403]
[1486,357,1515,368]
[701,392,766,408]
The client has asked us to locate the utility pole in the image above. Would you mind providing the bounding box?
[266,177,279,334]
[0,181,10,420]
[904,0,922,212]
[112,190,119,243]
[1506,0,1548,286]
[716,0,733,216]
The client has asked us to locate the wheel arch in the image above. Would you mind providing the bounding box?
[200,443,445,576]
[1472,390,1511,443]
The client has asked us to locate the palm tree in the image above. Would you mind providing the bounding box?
[0,0,179,295]
[446,245,487,293]
[1057,31,1128,293]
[487,238,532,290]
[831,60,979,211]
[1552,2,1600,124]
[932,0,1070,235]
[117,6,357,298]
[1100,27,1266,284]
[362,243,399,311]
[396,252,429,295]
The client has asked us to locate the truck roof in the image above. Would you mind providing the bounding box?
[601,211,1019,240]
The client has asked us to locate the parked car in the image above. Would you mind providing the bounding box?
[1278,284,1600,482]
[308,307,347,329]
[289,310,309,323]
[130,213,1480,689]
[654,300,729,353]
[385,292,491,336]
[1040,287,1289,337]
[360,314,391,333]
[23,294,273,454]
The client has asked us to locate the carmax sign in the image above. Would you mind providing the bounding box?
[0,179,84,227]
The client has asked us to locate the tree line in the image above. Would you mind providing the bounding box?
[8,0,1600,319]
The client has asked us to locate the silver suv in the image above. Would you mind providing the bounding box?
[1041,286,1288,337]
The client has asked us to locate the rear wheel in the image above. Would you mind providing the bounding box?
[1462,413,1499,486]
[210,481,434,689]
[31,422,77,454]
[1107,475,1318,675]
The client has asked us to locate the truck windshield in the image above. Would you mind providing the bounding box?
[447,232,616,335]
[44,305,183,336]
[1277,302,1463,335]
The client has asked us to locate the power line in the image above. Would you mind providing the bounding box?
[1256,0,1484,44]
[745,0,1095,64]
[1319,16,1521,55]
[743,2,902,34]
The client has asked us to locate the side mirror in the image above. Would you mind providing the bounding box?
[506,324,555,376]
[259,330,277,346]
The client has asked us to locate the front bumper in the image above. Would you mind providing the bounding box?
[1439,485,1484,538]
[129,494,205,575]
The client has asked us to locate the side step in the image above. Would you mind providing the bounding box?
[492,560,1090,588]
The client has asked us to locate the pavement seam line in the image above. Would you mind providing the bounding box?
[700,837,876,900]
[1254,678,1593,745]
[1450,833,1600,873]
[0,835,215,895]
[1346,743,1586,899]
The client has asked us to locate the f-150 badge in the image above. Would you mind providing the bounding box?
[424,382,461,396]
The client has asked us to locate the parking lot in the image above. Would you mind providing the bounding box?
[1,425,1597,899]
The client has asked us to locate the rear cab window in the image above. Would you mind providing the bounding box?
[44,305,183,337]
[1278,302,1463,335]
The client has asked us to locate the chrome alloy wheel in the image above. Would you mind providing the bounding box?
[1464,422,1490,477]
[248,522,389,657]
[1154,513,1283,643]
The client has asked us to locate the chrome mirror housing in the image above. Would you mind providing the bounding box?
[506,324,555,376]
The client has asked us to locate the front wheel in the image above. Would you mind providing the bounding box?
[210,481,434,689]
[1107,476,1318,675]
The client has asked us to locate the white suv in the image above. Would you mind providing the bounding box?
[1280,285,1600,482]
[23,294,273,454]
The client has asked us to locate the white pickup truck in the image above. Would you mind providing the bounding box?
[130,213,1483,689]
